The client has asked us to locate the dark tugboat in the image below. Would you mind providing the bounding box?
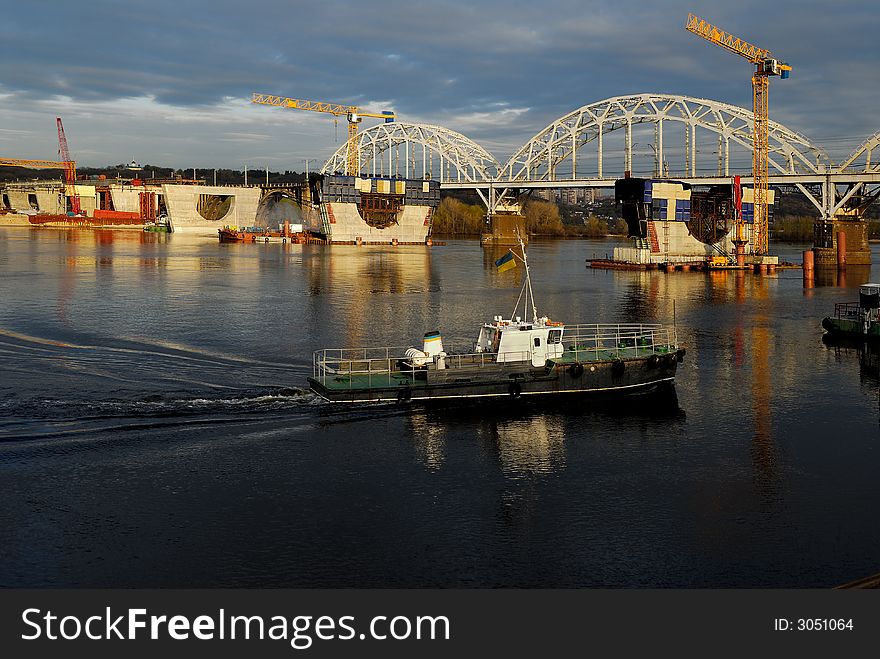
[308,239,685,404]
[822,284,880,340]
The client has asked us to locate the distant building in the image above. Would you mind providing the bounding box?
[534,188,597,205]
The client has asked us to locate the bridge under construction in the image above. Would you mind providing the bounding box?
[312,92,880,264]
[4,96,879,259]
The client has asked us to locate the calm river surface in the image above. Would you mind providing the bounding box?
[1,227,878,587]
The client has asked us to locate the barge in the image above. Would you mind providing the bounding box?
[218,224,324,244]
[308,239,684,404]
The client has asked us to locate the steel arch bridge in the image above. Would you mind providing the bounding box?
[320,121,501,183]
[497,93,830,181]
[318,93,880,221]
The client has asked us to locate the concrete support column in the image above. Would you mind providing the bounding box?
[724,136,730,176]
[657,119,664,177]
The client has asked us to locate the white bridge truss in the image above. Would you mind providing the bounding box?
[498,93,830,181]
[318,93,880,222]
[321,122,500,184]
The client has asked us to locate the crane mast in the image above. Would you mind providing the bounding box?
[56,118,81,214]
[251,93,395,177]
[685,13,790,256]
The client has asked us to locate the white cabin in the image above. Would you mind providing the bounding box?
[475,316,565,367]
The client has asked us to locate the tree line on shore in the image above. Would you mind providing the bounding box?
[431,197,628,237]
[6,162,880,241]
[432,196,880,242]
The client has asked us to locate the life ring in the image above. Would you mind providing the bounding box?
[568,362,584,378]
[509,381,522,398]
[611,359,625,376]
[647,354,659,368]
[396,387,412,403]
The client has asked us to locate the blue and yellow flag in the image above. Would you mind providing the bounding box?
[495,251,516,273]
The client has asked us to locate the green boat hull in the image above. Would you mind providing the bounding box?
[822,316,880,339]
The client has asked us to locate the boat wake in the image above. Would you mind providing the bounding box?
[0,388,317,442]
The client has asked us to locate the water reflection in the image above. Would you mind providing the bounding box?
[300,245,436,348]
[407,410,447,470]
[486,415,566,477]
[812,264,872,288]
[405,389,684,476]
[822,335,880,422]
[734,270,777,494]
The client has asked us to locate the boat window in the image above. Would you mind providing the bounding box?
[534,337,541,347]
[548,329,562,343]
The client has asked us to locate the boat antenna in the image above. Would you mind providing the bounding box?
[673,298,677,345]
[508,231,538,323]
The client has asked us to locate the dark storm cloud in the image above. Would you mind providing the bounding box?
[1,0,877,166]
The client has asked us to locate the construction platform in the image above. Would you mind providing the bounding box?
[586,258,801,273]
[219,226,325,244]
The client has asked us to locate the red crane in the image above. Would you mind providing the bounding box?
[56,117,81,214]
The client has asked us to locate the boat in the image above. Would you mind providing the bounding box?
[308,238,685,404]
[143,215,172,233]
[822,283,880,339]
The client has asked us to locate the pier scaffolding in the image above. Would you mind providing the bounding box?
[595,176,779,272]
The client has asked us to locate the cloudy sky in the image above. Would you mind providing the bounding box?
[1,0,877,170]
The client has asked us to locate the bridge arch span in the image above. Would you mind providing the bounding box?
[838,131,880,173]
[321,122,502,183]
[498,93,831,182]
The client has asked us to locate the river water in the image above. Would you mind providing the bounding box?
[1,227,877,587]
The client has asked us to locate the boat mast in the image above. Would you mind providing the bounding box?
[510,232,538,324]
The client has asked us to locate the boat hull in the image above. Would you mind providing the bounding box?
[821,316,880,340]
[308,354,680,404]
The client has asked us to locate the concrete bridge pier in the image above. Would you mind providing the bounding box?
[813,217,871,266]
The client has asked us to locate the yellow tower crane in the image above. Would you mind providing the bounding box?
[685,13,791,257]
[251,93,395,177]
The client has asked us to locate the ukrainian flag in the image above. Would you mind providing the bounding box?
[495,251,516,273]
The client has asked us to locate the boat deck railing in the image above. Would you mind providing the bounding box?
[560,323,677,363]
[311,347,532,390]
[311,324,678,390]
[833,302,863,319]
